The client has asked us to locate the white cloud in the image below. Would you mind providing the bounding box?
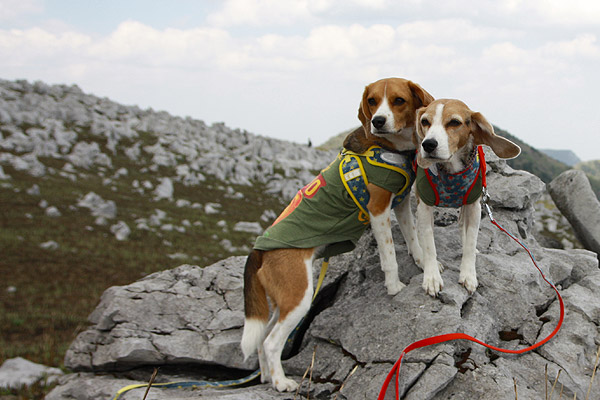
[0,27,91,61]
[0,0,42,22]
[87,21,233,67]
[523,0,600,25]
[540,34,600,58]
[395,19,520,43]
[206,0,312,27]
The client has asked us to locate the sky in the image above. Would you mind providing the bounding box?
[1,0,599,161]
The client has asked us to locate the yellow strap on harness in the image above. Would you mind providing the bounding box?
[313,257,329,301]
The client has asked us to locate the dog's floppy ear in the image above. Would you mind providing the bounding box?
[408,81,435,108]
[357,84,372,136]
[471,112,521,159]
[415,107,427,142]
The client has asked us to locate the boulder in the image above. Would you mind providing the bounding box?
[548,169,600,256]
[77,192,117,220]
[0,165,9,180]
[0,357,63,389]
[153,177,174,201]
[47,160,600,399]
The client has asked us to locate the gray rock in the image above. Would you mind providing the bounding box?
[77,192,117,219]
[45,206,62,217]
[548,169,600,255]
[64,258,251,372]
[26,183,40,195]
[233,221,264,234]
[154,177,174,201]
[68,141,112,169]
[0,165,10,180]
[110,221,131,241]
[0,357,63,389]
[10,153,46,177]
[45,373,290,400]
[40,240,59,250]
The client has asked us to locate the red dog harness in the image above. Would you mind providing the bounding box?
[415,146,486,207]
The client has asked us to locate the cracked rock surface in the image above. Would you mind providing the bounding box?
[47,158,600,399]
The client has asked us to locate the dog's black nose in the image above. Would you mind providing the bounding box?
[372,116,386,129]
[422,139,438,153]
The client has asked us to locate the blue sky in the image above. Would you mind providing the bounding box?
[1,0,599,161]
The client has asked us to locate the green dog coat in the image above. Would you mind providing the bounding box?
[254,146,416,259]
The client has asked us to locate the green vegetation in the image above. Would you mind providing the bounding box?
[575,159,600,199]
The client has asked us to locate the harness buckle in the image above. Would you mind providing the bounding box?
[481,187,495,222]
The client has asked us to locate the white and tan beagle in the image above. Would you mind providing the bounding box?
[240,78,434,392]
[414,99,521,297]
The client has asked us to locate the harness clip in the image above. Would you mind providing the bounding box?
[481,187,495,222]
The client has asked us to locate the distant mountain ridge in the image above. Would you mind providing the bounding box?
[540,149,581,166]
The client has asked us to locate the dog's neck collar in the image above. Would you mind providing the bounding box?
[430,145,478,176]
[374,140,416,158]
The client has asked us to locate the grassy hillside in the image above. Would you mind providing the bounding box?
[0,126,286,369]
[494,127,571,183]
[575,159,600,198]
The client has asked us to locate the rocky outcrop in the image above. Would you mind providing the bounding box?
[47,157,600,400]
[548,169,600,256]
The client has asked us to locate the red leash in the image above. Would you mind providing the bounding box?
[378,187,565,400]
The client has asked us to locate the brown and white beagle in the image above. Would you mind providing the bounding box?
[414,99,521,297]
[240,78,434,392]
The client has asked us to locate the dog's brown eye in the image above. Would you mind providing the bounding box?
[421,118,430,127]
[394,97,406,106]
[368,98,377,106]
[447,119,462,127]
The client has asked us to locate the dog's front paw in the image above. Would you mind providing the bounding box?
[274,377,299,392]
[459,273,478,294]
[422,273,444,297]
[386,280,406,296]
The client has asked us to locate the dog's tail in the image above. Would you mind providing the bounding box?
[241,249,269,359]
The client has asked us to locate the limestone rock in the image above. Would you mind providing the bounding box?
[548,169,600,255]
[0,165,9,180]
[64,257,251,372]
[0,357,63,389]
[77,192,117,219]
[110,221,131,241]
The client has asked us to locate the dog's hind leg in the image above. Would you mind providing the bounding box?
[260,249,314,392]
[241,250,269,364]
[256,308,277,383]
